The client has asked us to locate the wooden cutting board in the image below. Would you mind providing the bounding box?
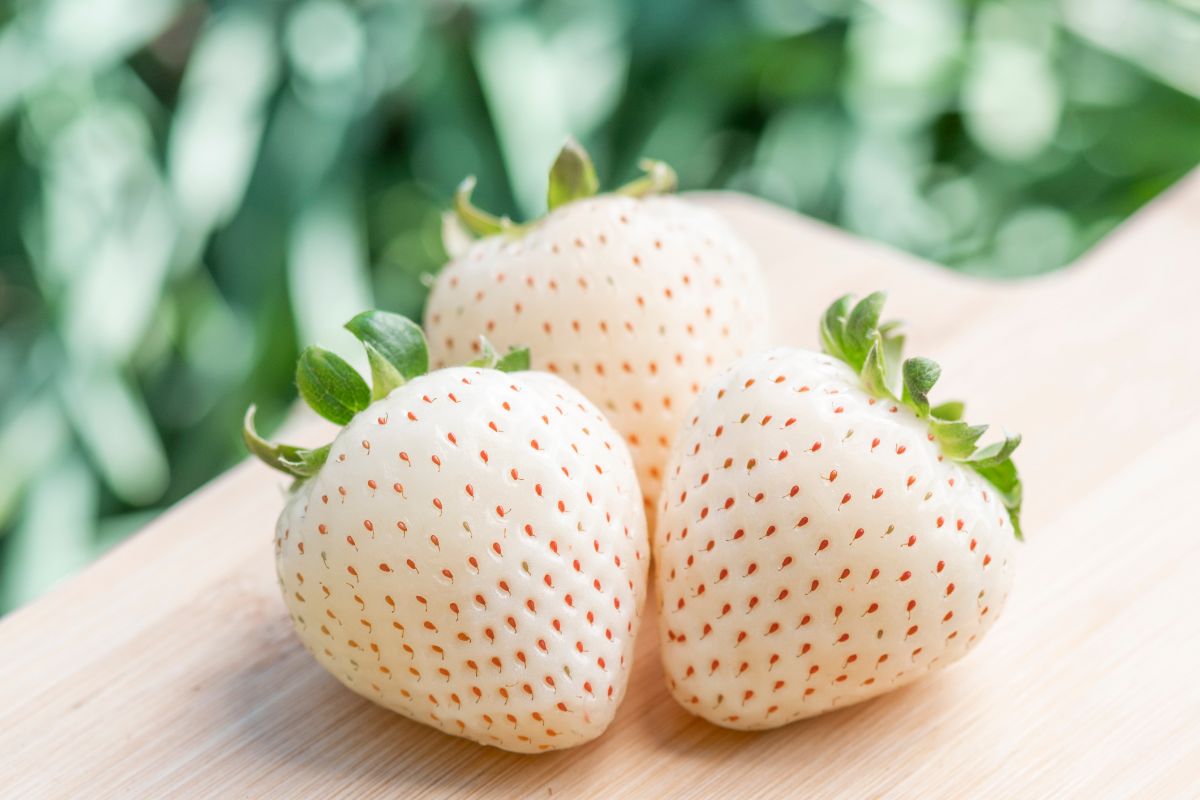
[4,176,1199,798]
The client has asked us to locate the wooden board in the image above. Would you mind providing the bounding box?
[3,176,1200,798]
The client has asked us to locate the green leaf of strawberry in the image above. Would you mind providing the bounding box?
[901,357,941,418]
[880,324,905,388]
[932,420,989,459]
[547,138,600,211]
[931,400,965,421]
[241,407,330,478]
[296,346,371,425]
[966,432,1021,468]
[467,336,530,373]
[494,347,531,373]
[466,337,498,369]
[861,338,894,400]
[344,311,429,400]
[454,176,521,238]
[614,158,678,198]
[972,455,1022,538]
[820,294,852,363]
[843,291,887,370]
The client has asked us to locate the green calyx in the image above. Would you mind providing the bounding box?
[451,137,678,241]
[820,292,1025,540]
[547,138,600,211]
[243,311,528,479]
[467,336,531,372]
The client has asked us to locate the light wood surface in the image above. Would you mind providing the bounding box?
[4,176,1199,798]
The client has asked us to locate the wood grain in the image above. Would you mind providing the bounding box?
[3,175,1199,798]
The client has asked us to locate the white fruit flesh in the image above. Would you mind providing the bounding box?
[424,195,770,526]
[275,368,648,752]
[655,349,1017,730]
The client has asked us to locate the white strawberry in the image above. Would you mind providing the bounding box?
[655,292,1022,729]
[424,140,770,526]
[244,312,648,752]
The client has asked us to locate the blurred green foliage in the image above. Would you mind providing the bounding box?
[2,0,1199,611]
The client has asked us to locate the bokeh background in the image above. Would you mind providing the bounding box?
[2,0,1199,613]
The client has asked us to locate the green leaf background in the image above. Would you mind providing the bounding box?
[2,0,1199,611]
